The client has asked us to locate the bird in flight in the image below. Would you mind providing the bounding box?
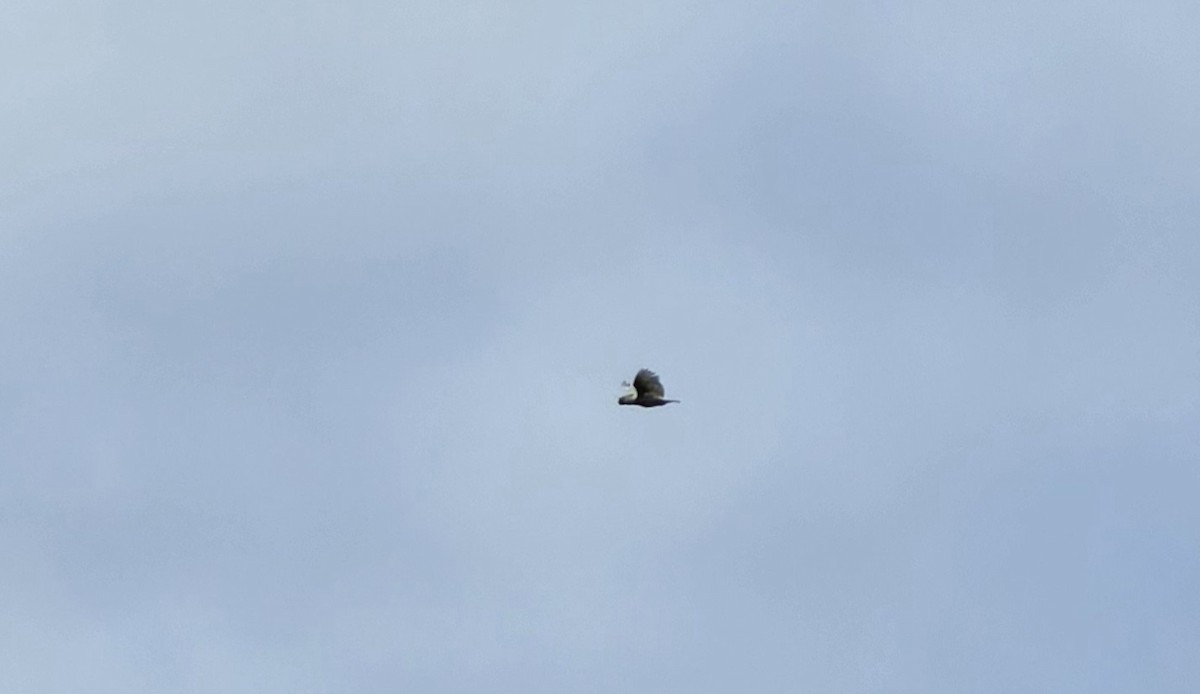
[618,368,680,407]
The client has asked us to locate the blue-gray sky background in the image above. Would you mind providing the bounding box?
[3,2,1198,692]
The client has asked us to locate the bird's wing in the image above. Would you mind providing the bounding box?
[632,368,666,397]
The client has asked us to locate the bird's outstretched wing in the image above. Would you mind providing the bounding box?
[632,368,666,397]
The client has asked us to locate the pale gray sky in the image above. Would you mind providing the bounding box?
[3,2,1198,692]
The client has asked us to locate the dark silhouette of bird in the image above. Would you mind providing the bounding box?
[618,368,679,407]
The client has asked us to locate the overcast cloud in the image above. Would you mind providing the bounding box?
[3,2,1198,692]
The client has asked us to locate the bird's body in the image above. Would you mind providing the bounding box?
[618,368,679,407]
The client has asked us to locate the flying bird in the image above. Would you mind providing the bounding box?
[618,368,679,407]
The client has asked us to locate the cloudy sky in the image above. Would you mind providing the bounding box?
[3,1,1198,691]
